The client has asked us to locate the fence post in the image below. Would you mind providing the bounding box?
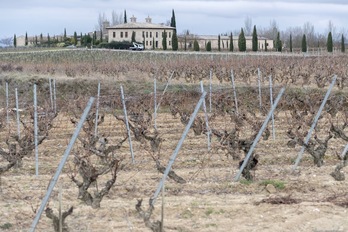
[120,85,135,163]
[49,78,53,111]
[155,71,174,112]
[150,92,207,206]
[154,78,157,130]
[15,88,20,138]
[234,87,285,181]
[94,81,101,136]
[257,68,262,109]
[292,75,337,171]
[200,81,211,151]
[230,69,239,115]
[34,84,39,176]
[269,75,275,140]
[53,79,57,114]
[6,82,9,125]
[209,68,212,113]
[29,97,95,232]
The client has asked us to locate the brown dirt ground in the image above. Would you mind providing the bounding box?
[0,72,347,232]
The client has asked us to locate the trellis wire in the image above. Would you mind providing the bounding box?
[15,88,20,138]
[94,81,101,136]
[269,75,275,140]
[120,85,135,164]
[234,87,286,181]
[209,68,212,113]
[5,82,9,125]
[230,69,239,115]
[257,68,262,109]
[150,91,207,206]
[34,84,39,176]
[200,81,211,151]
[292,75,337,171]
[154,78,157,130]
[30,97,95,232]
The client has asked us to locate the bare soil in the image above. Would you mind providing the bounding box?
[0,70,347,232]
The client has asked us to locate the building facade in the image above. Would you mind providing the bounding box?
[178,35,274,51]
[107,16,175,49]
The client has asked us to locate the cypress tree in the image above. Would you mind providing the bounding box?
[301,34,307,52]
[289,34,293,52]
[73,32,77,46]
[124,10,127,23]
[153,38,155,50]
[64,28,67,40]
[47,33,51,47]
[327,32,333,52]
[341,34,345,53]
[193,39,200,51]
[172,30,178,51]
[265,39,268,51]
[131,31,136,43]
[218,35,221,51]
[276,32,282,52]
[238,28,246,52]
[229,32,233,52]
[35,36,38,46]
[252,25,258,51]
[25,32,28,46]
[184,36,187,51]
[162,30,167,50]
[13,34,17,47]
[170,9,176,28]
[40,33,43,44]
[206,41,212,51]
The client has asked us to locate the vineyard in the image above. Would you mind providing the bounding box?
[0,49,348,231]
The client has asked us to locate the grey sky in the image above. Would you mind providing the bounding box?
[0,0,347,38]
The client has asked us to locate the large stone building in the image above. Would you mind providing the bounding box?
[179,35,274,51]
[107,16,175,49]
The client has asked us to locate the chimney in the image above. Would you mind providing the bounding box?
[130,15,137,23]
[145,16,152,23]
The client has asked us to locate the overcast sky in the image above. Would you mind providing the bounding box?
[1,0,347,38]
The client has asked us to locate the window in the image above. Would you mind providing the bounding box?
[155,41,158,48]
[169,32,171,38]
[113,32,116,38]
[150,32,152,38]
[146,41,148,46]
[125,32,128,38]
[169,41,171,46]
[142,31,145,37]
[120,32,123,38]
[146,32,148,38]
[150,40,152,46]
[156,32,158,38]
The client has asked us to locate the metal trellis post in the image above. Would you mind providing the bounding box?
[200,81,211,151]
[34,84,39,176]
[231,69,239,115]
[15,88,20,138]
[292,75,337,171]
[150,91,207,206]
[120,85,135,163]
[94,81,101,136]
[29,97,95,232]
[269,75,275,140]
[234,87,285,181]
